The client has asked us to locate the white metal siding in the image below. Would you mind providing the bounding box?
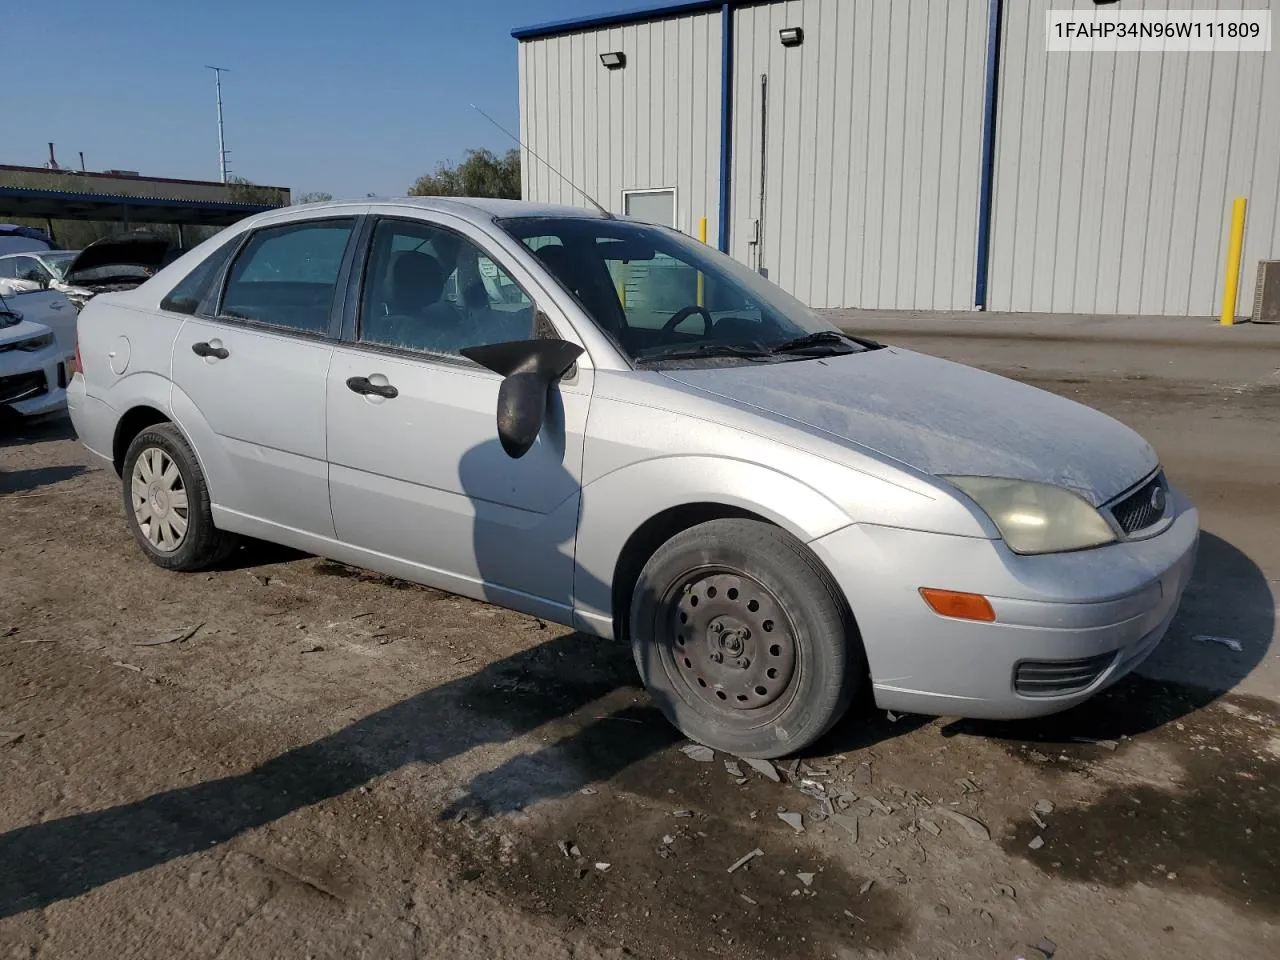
[988,0,1280,316]
[728,0,990,309]
[517,12,724,245]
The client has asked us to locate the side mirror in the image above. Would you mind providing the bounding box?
[459,338,585,459]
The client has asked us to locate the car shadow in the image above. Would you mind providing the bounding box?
[0,630,640,921]
[938,531,1274,745]
[0,463,85,496]
[0,412,75,448]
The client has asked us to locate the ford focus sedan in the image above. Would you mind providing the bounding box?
[67,198,1199,758]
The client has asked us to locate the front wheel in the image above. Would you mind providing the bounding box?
[629,519,862,759]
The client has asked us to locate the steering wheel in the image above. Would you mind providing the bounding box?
[662,305,714,336]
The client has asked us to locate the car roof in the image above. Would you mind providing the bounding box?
[253,196,612,228]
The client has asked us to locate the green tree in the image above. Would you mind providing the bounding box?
[408,148,521,200]
[226,176,288,206]
[294,191,334,205]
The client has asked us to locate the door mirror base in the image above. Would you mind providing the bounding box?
[459,338,585,459]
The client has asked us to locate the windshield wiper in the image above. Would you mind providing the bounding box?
[767,330,860,356]
[633,342,772,364]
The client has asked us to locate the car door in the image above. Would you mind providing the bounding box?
[325,212,592,622]
[170,215,360,543]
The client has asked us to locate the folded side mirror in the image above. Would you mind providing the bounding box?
[459,338,585,459]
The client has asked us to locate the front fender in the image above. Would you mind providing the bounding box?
[572,455,854,635]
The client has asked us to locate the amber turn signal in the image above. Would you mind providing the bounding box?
[919,588,996,622]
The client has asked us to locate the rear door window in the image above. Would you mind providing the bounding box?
[219,219,355,334]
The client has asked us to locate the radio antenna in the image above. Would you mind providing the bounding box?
[470,103,614,220]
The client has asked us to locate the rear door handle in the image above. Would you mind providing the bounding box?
[191,341,229,360]
[346,376,398,399]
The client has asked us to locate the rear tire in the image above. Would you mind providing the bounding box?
[122,423,236,571]
[629,518,862,759]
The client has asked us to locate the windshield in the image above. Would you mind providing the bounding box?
[40,251,78,280]
[497,217,859,365]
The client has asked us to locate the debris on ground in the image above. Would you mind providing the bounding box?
[1071,736,1118,750]
[831,814,859,842]
[778,811,804,833]
[956,777,980,794]
[994,882,1016,899]
[798,778,827,800]
[1028,835,1045,850]
[1034,799,1055,815]
[661,835,674,846]
[885,867,908,885]
[133,622,203,646]
[865,797,893,816]
[919,819,941,837]
[594,862,612,873]
[300,644,325,654]
[0,731,23,748]
[886,710,903,722]
[580,787,598,796]
[744,757,781,782]
[739,894,758,906]
[938,808,991,841]
[672,809,693,818]
[1194,634,1244,652]
[111,661,143,672]
[781,759,801,781]
[726,848,764,874]
[680,744,715,762]
[1036,937,1058,957]
[979,908,995,925]
[557,840,582,859]
[1031,812,1047,829]
[853,761,873,787]
[858,879,875,896]
[796,872,815,887]
[724,759,743,778]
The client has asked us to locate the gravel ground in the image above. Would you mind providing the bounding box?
[1,317,1277,960]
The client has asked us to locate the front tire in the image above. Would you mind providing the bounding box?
[122,423,236,571]
[629,519,862,759]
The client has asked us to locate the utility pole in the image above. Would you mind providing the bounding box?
[205,65,230,183]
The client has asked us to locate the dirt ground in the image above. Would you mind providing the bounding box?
[2,316,1277,960]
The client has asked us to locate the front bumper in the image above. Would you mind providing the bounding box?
[810,491,1200,719]
[0,345,73,418]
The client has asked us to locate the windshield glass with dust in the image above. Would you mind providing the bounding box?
[497,217,864,365]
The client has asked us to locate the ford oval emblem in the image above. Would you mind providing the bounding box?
[1150,485,1167,515]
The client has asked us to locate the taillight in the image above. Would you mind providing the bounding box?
[71,332,82,377]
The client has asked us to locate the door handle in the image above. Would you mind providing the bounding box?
[191,341,229,360]
[346,376,398,399]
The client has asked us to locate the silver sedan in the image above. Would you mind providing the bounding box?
[67,198,1199,758]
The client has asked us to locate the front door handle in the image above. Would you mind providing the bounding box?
[191,341,229,360]
[346,376,398,399]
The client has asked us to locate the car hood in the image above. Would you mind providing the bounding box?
[661,347,1158,506]
[64,234,172,282]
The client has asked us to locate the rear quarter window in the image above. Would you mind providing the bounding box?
[160,237,239,315]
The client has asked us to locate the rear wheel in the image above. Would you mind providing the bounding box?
[629,518,862,759]
[122,423,236,571]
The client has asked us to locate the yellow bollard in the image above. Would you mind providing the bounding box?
[1220,197,1248,326]
[697,216,708,307]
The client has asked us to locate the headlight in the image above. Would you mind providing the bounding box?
[943,476,1116,555]
[16,332,55,352]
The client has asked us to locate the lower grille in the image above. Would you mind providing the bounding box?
[0,370,48,405]
[1014,653,1115,697]
[1110,473,1168,536]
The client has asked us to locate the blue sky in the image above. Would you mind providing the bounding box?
[10,0,644,198]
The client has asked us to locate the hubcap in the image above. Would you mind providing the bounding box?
[665,571,798,713]
[130,447,189,553]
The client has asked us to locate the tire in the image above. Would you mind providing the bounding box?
[629,518,863,759]
[122,423,236,571]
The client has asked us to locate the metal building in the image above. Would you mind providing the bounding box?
[514,0,1279,317]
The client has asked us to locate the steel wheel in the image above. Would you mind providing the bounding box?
[659,567,801,726]
[130,446,189,553]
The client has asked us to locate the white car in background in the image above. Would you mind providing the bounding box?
[0,250,95,307]
[0,286,78,420]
